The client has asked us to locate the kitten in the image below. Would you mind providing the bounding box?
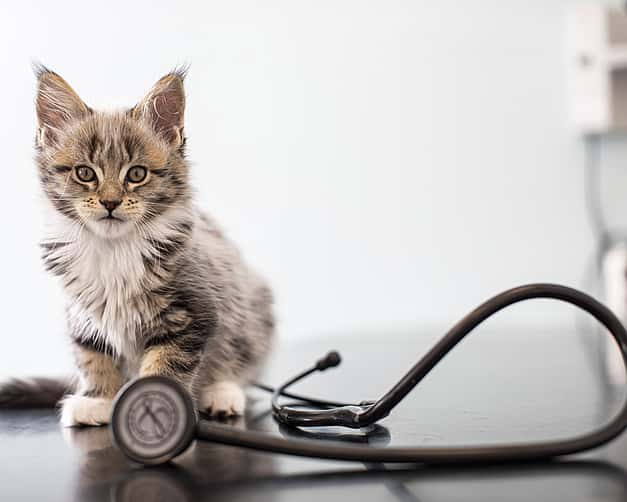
[0,67,275,426]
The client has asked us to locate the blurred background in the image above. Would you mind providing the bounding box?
[1,0,627,378]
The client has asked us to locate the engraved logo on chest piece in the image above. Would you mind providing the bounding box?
[127,391,178,446]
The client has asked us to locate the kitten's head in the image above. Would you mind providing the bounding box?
[34,66,190,239]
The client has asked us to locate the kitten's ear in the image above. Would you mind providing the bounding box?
[35,66,90,147]
[132,70,186,147]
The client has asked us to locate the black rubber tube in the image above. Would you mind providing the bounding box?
[196,284,627,463]
[251,382,353,408]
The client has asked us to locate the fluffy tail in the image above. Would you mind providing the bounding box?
[0,377,72,408]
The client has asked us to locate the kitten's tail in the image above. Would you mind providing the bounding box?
[0,377,73,408]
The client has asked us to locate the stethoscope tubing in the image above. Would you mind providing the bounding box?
[200,284,627,464]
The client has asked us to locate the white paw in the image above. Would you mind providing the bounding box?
[199,381,246,417]
[60,395,112,427]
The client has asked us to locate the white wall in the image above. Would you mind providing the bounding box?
[0,1,612,377]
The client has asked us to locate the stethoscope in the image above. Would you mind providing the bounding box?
[110,283,627,466]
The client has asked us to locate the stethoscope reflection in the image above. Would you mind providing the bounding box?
[62,411,627,502]
[62,413,277,502]
[277,421,392,446]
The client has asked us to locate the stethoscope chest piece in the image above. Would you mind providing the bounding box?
[111,376,197,465]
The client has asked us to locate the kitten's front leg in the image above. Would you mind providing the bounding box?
[139,328,205,393]
[141,325,246,418]
[61,339,123,427]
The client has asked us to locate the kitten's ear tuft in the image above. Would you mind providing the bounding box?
[35,67,89,147]
[132,70,186,147]
[32,61,51,80]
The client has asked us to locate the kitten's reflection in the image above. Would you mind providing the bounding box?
[63,415,277,502]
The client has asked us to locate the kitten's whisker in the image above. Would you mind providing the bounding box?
[51,173,72,201]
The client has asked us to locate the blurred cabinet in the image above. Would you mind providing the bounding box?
[568,4,627,133]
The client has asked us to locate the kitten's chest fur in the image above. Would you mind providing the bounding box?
[67,236,153,355]
[43,222,182,357]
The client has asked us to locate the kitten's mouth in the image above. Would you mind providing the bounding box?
[89,214,132,238]
[100,215,124,222]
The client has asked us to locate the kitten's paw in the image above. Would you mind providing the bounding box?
[199,381,246,417]
[60,395,112,427]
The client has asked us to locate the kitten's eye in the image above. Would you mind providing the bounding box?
[75,165,96,182]
[127,166,147,183]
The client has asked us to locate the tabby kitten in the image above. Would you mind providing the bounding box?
[0,67,274,426]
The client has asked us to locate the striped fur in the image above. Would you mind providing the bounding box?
[0,67,275,425]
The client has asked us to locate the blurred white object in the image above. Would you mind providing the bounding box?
[567,4,627,133]
[602,242,627,384]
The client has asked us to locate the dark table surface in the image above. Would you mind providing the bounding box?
[1,326,626,502]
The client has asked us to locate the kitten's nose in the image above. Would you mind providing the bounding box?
[100,199,122,213]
